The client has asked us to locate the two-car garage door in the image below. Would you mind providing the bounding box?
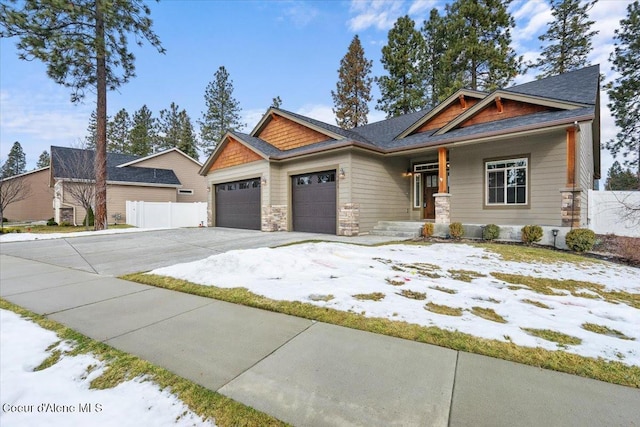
[215,178,261,230]
[292,170,336,234]
[215,170,336,234]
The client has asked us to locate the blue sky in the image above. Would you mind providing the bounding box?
[0,0,632,179]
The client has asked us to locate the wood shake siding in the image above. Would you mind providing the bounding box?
[132,150,207,203]
[351,152,409,232]
[210,138,262,172]
[258,116,331,150]
[416,98,479,133]
[460,100,552,128]
[449,131,565,226]
[2,169,54,221]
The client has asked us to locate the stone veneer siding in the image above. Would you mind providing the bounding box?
[339,203,360,236]
[262,205,288,231]
[561,189,582,228]
[434,193,451,224]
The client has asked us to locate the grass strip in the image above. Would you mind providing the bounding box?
[521,299,552,309]
[477,243,603,265]
[469,306,507,323]
[522,328,582,346]
[0,299,288,426]
[582,323,635,341]
[448,269,486,283]
[121,273,640,388]
[424,302,463,316]
[352,292,385,301]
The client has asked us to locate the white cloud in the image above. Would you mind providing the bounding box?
[281,2,320,28]
[511,1,552,49]
[407,0,439,16]
[296,104,336,125]
[348,0,405,32]
[242,108,268,132]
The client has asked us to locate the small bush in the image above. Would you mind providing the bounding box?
[1,217,8,223]
[60,221,72,227]
[449,222,464,239]
[83,207,95,227]
[565,228,596,252]
[46,218,58,226]
[483,224,500,241]
[422,222,434,238]
[521,225,543,245]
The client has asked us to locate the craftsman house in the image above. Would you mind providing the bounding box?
[3,147,205,224]
[200,65,600,236]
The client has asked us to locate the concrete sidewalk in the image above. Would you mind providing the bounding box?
[1,253,639,426]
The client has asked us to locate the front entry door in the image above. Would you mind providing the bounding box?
[423,173,438,219]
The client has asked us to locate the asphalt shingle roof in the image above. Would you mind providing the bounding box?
[51,146,181,186]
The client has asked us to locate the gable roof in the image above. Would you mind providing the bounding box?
[51,146,181,186]
[201,65,600,169]
[116,147,202,168]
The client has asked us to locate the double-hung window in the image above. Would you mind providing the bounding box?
[485,157,528,206]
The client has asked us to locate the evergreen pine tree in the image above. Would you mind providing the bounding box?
[84,111,99,150]
[1,142,27,178]
[606,0,640,179]
[376,16,427,118]
[107,108,131,153]
[1,0,164,231]
[531,0,598,78]
[421,9,450,107]
[36,150,50,168]
[129,105,156,156]
[605,161,640,190]
[177,110,198,159]
[441,0,522,93]
[271,96,282,109]
[332,35,373,129]
[199,66,244,155]
[158,102,183,152]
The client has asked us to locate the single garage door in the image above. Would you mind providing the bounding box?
[292,170,336,234]
[215,178,261,230]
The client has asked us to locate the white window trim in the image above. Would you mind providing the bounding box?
[178,189,194,195]
[485,157,528,206]
[413,173,421,209]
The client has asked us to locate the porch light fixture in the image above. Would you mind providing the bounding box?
[261,176,267,185]
[405,168,413,176]
[551,229,559,248]
[339,168,346,179]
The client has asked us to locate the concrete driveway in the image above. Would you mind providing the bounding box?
[0,227,395,276]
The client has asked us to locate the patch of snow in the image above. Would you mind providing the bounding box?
[0,309,215,426]
[150,242,640,366]
[0,227,168,243]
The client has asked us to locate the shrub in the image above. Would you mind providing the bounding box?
[521,225,543,245]
[60,221,72,227]
[83,207,95,227]
[46,218,58,226]
[422,222,434,238]
[483,224,500,241]
[449,222,464,239]
[565,228,596,252]
[1,217,8,223]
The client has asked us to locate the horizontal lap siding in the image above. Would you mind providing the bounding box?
[352,152,409,232]
[449,131,565,226]
[108,185,176,223]
[3,169,53,221]
[132,151,207,203]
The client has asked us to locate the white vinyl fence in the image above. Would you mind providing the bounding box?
[588,190,640,237]
[126,201,207,229]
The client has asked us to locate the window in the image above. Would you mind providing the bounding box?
[413,174,421,209]
[296,176,312,185]
[485,157,527,205]
[317,172,335,183]
[178,189,194,195]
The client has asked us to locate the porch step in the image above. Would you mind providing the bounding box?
[370,221,423,238]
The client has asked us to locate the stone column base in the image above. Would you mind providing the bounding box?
[560,188,582,228]
[434,193,451,224]
[339,203,360,236]
[262,205,287,231]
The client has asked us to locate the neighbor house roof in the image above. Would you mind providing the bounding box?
[202,65,600,169]
[51,146,181,186]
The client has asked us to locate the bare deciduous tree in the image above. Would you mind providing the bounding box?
[52,147,96,229]
[0,162,32,230]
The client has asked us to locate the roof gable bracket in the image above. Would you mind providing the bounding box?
[495,97,503,114]
[459,94,467,109]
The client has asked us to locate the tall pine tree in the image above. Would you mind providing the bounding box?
[531,0,598,78]
[0,0,164,230]
[177,110,198,159]
[605,161,640,190]
[441,0,522,93]
[107,108,131,153]
[606,0,640,179]
[1,141,27,178]
[36,150,50,168]
[377,16,427,118]
[199,66,244,155]
[271,96,282,109]
[129,105,156,156]
[84,110,99,150]
[332,35,373,129]
[158,102,183,152]
[421,9,450,107]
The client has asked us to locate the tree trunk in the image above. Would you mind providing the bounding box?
[94,0,108,230]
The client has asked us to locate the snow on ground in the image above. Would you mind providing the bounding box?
[0,309,215,427]
[151,242,640,366]
[0,227,166,243]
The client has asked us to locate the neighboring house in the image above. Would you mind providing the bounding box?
[1,167,53,222]
[200,65,600,236]
[3,146,206,224]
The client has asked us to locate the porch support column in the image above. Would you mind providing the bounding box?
[438,147,448,193]
[560,126,581,228]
